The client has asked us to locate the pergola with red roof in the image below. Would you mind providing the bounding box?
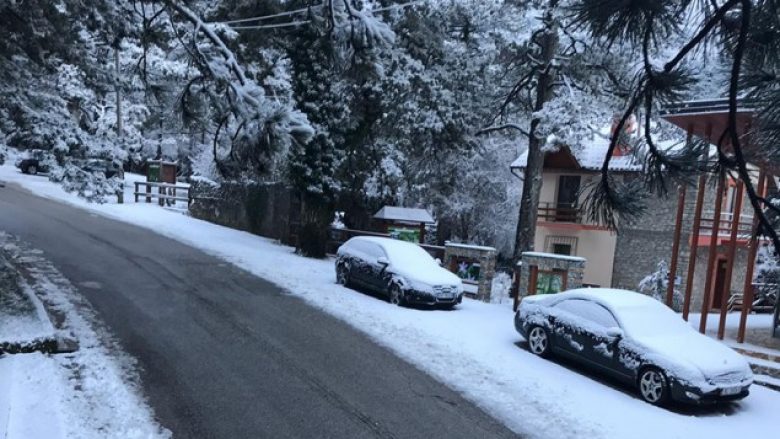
[660,99,775,343]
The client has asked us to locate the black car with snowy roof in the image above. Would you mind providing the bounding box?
[515,288,753,406]
[15,149,54,175]
[335,236,464,309]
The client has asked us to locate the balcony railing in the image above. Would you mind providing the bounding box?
[538,202,582,224]
[700,211,755,237]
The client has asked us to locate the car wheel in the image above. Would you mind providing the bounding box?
[638,367,669,406]
[389,283,405,306]
[26,164,37,175]
[527,326,551,357]
[336,264,350,286]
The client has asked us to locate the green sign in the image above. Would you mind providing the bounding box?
[389,228,420,243]
[147,163,161,182]
[536,272,564,295]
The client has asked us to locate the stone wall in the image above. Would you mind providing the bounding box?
[517,252,585,297]
[611,183,691,291]
[611,174,753,311]
[189,179,296,244]
[443,243,497,302]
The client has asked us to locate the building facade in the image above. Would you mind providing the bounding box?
[511,121,768,314]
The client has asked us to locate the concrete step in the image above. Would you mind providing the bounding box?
[733,347,780,391]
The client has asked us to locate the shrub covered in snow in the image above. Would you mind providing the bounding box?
[490,271,513,305]
[49,162,123,204]
[754,245,779,307]
[638,261,683,312]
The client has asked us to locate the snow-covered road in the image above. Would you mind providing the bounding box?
[1,164,778,439]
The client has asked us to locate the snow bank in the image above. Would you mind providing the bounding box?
[1,163,778,439]
[0,232,170,439]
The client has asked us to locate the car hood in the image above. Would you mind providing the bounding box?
[392,265,462,288]
[635,331,751,379]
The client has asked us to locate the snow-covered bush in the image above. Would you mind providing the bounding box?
[754,245,779,306]
[49,163,123,204]
[638,261,683,312]
[490,271,513,305]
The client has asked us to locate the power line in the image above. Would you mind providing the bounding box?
[216,6,313,25]
[229,20,311,30]
[213,0,429,31]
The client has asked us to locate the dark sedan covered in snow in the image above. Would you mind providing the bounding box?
[515,288,753,405]
[336,236,464,308]
[15,150,54,175]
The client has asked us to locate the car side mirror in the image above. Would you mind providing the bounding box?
[606,327,624,339]
[435,258,442,266]
[377,257,389,266]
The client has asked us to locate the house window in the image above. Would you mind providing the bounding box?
[556,175,581,222]
[544,235,578,255]
[552,243,572,255]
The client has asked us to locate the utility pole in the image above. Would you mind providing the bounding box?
[114,38,123,138]
[113,35,124,204]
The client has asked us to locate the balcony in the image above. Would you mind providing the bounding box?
[700,211,755,238]
[537,202,582,224]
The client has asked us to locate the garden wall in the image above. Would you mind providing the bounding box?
[189,179,298,245]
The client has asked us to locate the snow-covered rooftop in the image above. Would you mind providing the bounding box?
[520,251,586,262]
[510,128,680,173]
[374,206,435,224]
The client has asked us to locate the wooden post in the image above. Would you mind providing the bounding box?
[134,182,139,203]
[738,172,767,343]
[146,182,152,203]
[700,172,726,334]
[717,180,744,339]
[683,175,707,321]
[512,263,522,312]
[158,185,164,206]
[667,184,687,307]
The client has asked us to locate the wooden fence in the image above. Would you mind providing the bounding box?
[134,181,190,206]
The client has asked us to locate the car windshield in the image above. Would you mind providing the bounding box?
[617,302,691,338]
[383,242,438,271]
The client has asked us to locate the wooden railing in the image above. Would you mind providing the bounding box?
[700,211,754,236]
[537,202,582,224]
[134,181,190,207]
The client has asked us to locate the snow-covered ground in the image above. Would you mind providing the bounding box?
[1,164,779,439]
[0,233,169,439]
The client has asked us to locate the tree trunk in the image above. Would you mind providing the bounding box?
[297,194,333,258]
[512,17,559,262]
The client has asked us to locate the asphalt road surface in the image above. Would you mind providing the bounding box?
[0,183,519,439]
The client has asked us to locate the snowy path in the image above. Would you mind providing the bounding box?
[1,165,779,439]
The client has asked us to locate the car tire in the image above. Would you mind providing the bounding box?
[389,283,405,306]
[26,164,37,175]
[527,326,551,358]
[336,264,350,287]
[637,367,670,406]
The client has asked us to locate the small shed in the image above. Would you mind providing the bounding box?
[147,160,177,184]
[373,206,435,243]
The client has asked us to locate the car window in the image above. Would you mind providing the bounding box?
[554,299,619,328]
[346,240,384,261]
[369,243,387,260]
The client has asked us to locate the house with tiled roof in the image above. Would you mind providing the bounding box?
[510,120,671,288]
[512,102,778,344]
